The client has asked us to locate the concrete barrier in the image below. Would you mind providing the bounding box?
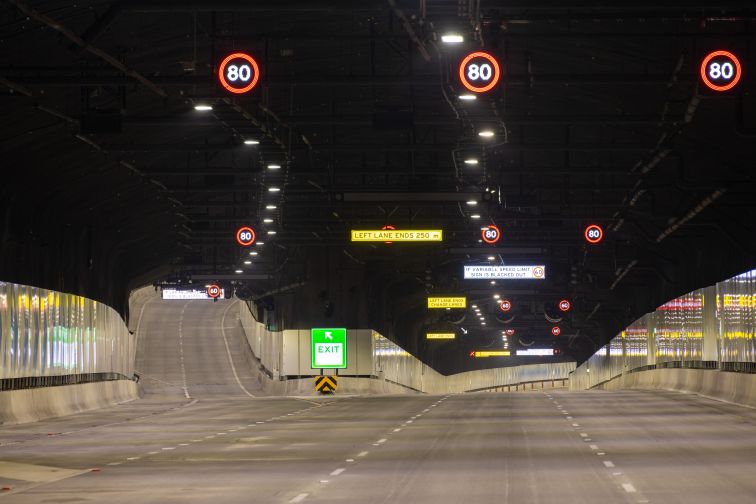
[0,380,141,426]
[596,368,756,408]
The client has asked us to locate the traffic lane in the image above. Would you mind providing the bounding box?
[550,389,756,504]
[304,392,632,504]
[0,394,440,502]
[0,396,327,497]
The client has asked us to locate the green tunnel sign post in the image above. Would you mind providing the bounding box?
[311,328,347,369]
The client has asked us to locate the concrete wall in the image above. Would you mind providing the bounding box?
[597,368,756,408]
[239,301,576,394]
[0,380,140,425]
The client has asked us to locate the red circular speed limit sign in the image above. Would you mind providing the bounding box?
[700,50,742,92]
[459,51,501,93]
[505,328,515,336]
[499,299,512,312]
[218,52,260,94]
[551,326,561,336]
[481,225,501,244]
[235,226,256,246]
[207,284,222,299]
[584,224,604,244]
[558,299,571,312]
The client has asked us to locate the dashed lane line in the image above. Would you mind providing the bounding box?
[290,493,309,503]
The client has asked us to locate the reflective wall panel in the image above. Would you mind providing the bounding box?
[0,281,135,379]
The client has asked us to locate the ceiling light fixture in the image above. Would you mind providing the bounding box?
[235,269,243,274]
[263,218,273,223]
[459,94,477,101]
[478,130,495,138]
[441,34,464,43]
[243,260,252,265]
[268,164,281,170]
[194,104,213,111]
[464,159,479,165]
[470,214,481,219]
[487,256,495,261]
[265,205,277,210]
[493,294,501,299]
[267,230,277,235]
[466,200,478,206]
[244,139,260,145]
[268,187,281,192]
[249,251,258,256]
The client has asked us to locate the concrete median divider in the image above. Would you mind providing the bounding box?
[0,380,141,426]
[596,368,756,408]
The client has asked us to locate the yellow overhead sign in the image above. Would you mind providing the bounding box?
[427,297,467,309]
[426,333,456,340]
[471,350,511,357]
[351,230,443,242]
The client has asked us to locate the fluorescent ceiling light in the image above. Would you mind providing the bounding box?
[265,205,277,210]
[249,251,258,256]
[243,260,252,265]
[493,294,501,299]
[459,94,476,101]
[244,139,260,145]
[268,164,281,170]
[466,200,477,206]
[478,130,495,138]
[194,104,213,111]
[263,218,273,223]
[268,187,281,192]
[441,34,464,43]
[235,269,243,274]
[470,214,481,219]
[267,230,277,235]
[464,159,479,165]
[256,241,265,246]
[487,256,495,261]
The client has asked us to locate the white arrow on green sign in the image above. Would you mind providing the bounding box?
[311,328,347,369]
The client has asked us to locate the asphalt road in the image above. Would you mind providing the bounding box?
[0,300,754,503]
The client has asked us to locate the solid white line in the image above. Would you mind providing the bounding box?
[622,483,637,493]
[290,493,309,503]
[133,295,153,353]
[603,461,615,468]
[220,300,256,397]
[357,451,368,457]
[178,301,192,399]
[330,468,345,476]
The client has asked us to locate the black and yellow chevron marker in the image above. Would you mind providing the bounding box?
[315,375,338,393]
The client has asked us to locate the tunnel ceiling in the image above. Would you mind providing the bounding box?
[1,1,755,373]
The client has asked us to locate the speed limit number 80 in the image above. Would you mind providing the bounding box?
[459,51,501,93]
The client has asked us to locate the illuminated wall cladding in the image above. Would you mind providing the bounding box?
[572,269,756,388]
[0,281,135,379]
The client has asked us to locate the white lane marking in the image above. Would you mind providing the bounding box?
[220,300,256,397]
[148,451,159,455]
[622,483,637,493]
[217,433,227,436]
[589,444,599,450]
[178,443,189,446]
[319,480,329,484]
[597,452,605,456]
[572,423,580,427]
[357,451,368,457]
[256,421,265,424]
[406,420,413,424]
[562,412,569,415]
[423,409,430,412]
[372,443,380,446]
[579,433,588,437]
[106,462,121,466]
[346,459,354,463]
[178,301,192,399]
[377,438,387,444]
[330,468,345,476]
[603,461,615,468]
[393,428,402,432]
[162,447,175,451]
[613,472,623,476]
[584,438,592,442]
[205,435,215,439]
[566,416,573,420]
[290,493,309,503]
[126,457,140,461]
[192,439,202,442]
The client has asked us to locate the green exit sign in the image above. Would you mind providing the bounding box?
[311,328,347,369]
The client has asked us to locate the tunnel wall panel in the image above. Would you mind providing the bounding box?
[0,280,135,380]
[571,269,756,392]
